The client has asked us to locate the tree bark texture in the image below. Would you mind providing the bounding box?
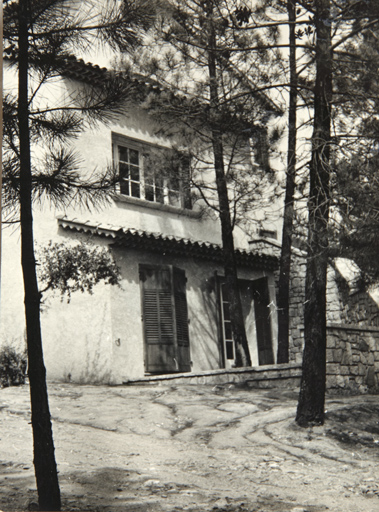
[296,0,333,426]
[206,7,251,367]
[18,1,61,509]
[0,4,3,282]
[212,130,252,368]
[277,0,298,364]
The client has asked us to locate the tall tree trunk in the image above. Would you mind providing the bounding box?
[206,5,251,367]
[0,3,3,287]
[296,0,332,426]
[18,1,61,509]
[277,0,298,364]
[211,127,252,367]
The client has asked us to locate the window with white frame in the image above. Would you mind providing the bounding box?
[112,134,191,209]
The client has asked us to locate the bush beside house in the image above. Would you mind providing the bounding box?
[0,346,27,388]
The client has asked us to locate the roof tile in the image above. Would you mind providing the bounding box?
[57,215,278,271]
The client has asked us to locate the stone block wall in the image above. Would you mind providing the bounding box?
[290,254,379,392]
[326,324,379,392]
[248,239,379,392]
[287,252,306,363]
[288,254,379,391]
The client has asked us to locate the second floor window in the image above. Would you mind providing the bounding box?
[113,134,191,209]
[118,146,141,197]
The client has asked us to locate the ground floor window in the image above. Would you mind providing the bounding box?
[220,283,235,361]
[219,277,274,367]
[139,265,191,374]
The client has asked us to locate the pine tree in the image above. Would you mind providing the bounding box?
[2,1,156,508]
[296,0,379,425]
[126,0,283,367]
[296,0,332,426]
[332,5,379,285]
[276,0,298,363]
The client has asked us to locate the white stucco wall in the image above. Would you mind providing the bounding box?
[106,245,275,383]
[4,228,275,384]
[41,282,113,383]
[1,68,278,382]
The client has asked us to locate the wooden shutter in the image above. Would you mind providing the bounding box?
[144,290,174,344]
[141,267,176,373]
[252,278,274,366]
[140,266,191,374]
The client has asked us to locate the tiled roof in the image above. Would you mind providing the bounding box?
[57,216,279,271]
[57,56,163,92]
[57,57,281,117]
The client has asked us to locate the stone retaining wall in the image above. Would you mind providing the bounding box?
[290,258,379,391]
[249,239,379,392]
[326,324,379,392]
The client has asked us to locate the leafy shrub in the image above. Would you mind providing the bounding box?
[0,346,27,388]
[37,241,121,302]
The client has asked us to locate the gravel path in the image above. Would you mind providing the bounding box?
[0,382,378,511]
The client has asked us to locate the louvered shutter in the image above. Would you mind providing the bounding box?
[140,267,176,373]
[143,290,174,344]
[251,278,274,366]
[140,265,191,374]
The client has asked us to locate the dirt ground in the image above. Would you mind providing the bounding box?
[0,382,378,512]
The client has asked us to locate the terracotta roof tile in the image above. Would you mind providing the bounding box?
[58,56,162,92]
[57,215,278,271]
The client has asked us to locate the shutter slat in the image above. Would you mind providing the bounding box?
[174,268,189,346]
[141,266,190,372]
[159,292,174,343]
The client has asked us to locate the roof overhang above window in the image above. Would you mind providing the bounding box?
[57,216,279,271]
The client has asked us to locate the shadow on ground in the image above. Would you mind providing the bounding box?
[59,467,329,512]
[1,383,378,511]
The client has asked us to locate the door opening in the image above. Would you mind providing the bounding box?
[219,277,274,367]
[140,265,191,374]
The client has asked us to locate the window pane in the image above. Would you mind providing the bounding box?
[168,190,181,207]
[145,184,154,202]
[221,283,230,302]
[129,149,139,165]
[223,301,230,321]
[131,182,140,197]
[226,340,234,360]
[224,321,233,340]
[144,163,153,180]
[156,187,164,204]
[119,162,129,180]
[157,269,171,289]
[130,164,140,181]
[145,173,154,185]
[169,174,180,191]
[119,146,128,162]
[120,180,129,195]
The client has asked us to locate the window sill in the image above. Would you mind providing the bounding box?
[113,193,202,218]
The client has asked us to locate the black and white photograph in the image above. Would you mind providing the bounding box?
[1,1,378,511]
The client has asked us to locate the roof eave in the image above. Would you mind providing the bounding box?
[57,216,279,271]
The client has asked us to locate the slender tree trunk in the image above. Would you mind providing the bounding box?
[211,127,252,367]
[18,1,61,509]
[0,4,3,285]
[207,7,251,367]
[277,0,298,364]
[296,0,332,426]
